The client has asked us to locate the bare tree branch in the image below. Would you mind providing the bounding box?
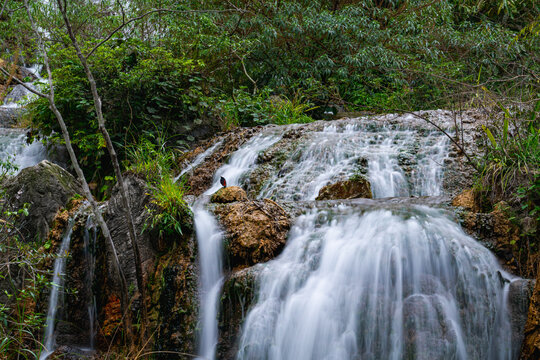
[0,0,8,18]
[21,0,133,345]
[0,67,48,98]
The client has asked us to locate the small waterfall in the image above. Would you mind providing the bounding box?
[83,215,97,350]
[174,139,224,182]
[204,133,281,195]
[0,130,47,172]
[194,132,282,359]
[194,201,224,360]
[256,122,447,200]
[236,207,515,360]
[40,217,76,360]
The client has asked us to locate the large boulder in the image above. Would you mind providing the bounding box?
[214,198,290,268]
[1,160,81,240]
[316,176,372,200]
[211,186,248,203]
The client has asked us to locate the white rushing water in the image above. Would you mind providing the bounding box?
[194,201,225,360]
[174,139,224,183]
[256,122,449,200]
[182,117,519,360]
[181,120,518,360]
[40,217,76,360]
[236,206,514,360]
[195,132,282,360]
[0,129,47,172]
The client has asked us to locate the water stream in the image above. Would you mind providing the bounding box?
[185,118,520,360]
[39,218,76,360]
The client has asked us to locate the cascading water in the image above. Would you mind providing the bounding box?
[194,201,225,360]
[181,115,521,360]
[1,65,47,171]
[236,206,514,360]
[193,132,282,360]
[40,217,76,360]
[227,119,519,360]
[0,129,47,171]
[83,215,97,350]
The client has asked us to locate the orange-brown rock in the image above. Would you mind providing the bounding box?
[214,199,290,267]
[211,186,248,203]
[521,280,540,359]
[452,189,481,212]
[316,177,372,200]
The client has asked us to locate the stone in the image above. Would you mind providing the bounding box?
[211,186,248,203]
[1,160,82,240]
[218,266,261,360]
[507,279,534,360]
[521,278,540,359]
[214,198,290,267]
[452,189,481,212]
[316,177,372,200]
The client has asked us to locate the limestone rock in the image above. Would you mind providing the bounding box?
[211,186,248,203]
[1,160,81,240]
[218,266,260,359]
[452,189,481,212]
[214,199,290,267]
[316,177,372,200]
[521,278,540,359]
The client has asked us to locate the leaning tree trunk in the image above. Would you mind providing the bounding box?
[57,0,149,341]
[21,0,134,342]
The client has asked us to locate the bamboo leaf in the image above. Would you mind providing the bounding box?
[482,125,498,148]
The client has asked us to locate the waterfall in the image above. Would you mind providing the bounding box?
[193,119,521,360]
[0,129,47,172]
[236,206,514,360]
[194,132,282,360]
[83,215,97,350]
[194,201,224,360]
[39,218,77,360]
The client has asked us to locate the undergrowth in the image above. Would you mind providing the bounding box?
[127,137,192,238]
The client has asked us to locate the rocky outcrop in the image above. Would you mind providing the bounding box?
[522,279,540,359]
[1,160,81,240]
[316,177,372,200]
[218,267,260,360]
[211,186,248,203]
[214,198,290,268]
[183,127,262,196]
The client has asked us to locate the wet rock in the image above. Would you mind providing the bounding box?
[184,127,262,196]
[214,199,290,267]
[104,175,157,290]
[507,279,534,359]
[211,186,248,203]
[316,177,372,200]
[455,201,520,273]
[521,277,540,359]
[1,160,82,240]
[218,266,261,360]
[0,106,20,126]
[49,345,96,359]
[452,189,481,212]
[151,245,198,359]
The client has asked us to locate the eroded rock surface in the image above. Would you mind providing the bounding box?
[1,160,81,240]
[214,198,290,268]
[211,186,248,203]
[316,177,372,200]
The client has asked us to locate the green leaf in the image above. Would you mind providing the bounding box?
[482,125,497,148]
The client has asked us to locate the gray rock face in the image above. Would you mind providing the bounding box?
[1,160,81,240]
[104,174,156,291]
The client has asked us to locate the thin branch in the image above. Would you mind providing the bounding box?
[0,67,48,98]
[86,8,244,59]
[0,0,8,18]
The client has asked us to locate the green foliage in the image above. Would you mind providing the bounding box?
[128,137,192,238]
[0,160,49,358]
[216,88,316,128]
